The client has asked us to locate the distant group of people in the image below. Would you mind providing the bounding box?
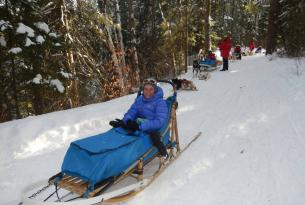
[194,37,260,72]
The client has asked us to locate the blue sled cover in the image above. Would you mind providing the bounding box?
[61,126,170,190]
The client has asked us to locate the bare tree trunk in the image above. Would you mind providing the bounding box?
[266,0,281,55]
[204,0,211,53]
[113,0,128,92]
[179,0,183,73]
[5,0,20,119]
[184,0,189,73]
[105,24,125,94]
[159,2,177,77]
[106,26,125,91]
[221,0,225,33]
[98,0,125,94]
[169,18,177,77]
[128,0,140,86]
[114,0,126,67]
[60,0,79,107]
[9,58,21,118]
[230,0,235,40]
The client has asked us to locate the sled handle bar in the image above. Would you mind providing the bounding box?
[157,79,176,91]
[157,79,177,101]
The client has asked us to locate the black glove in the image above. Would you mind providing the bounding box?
[109,119,124,128]
[122,120,139,132]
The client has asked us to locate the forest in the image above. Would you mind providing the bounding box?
[0,0,304,122]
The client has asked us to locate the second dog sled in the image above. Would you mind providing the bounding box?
[199,60,221,72]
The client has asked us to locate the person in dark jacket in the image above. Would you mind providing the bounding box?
[219,36,232,71]
[109,78,169,157]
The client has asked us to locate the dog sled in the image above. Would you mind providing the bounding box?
[21,80,202,205]
[199,60,221,72]
[193,59,221,77]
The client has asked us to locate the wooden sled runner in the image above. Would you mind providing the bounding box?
[20,80,202,205]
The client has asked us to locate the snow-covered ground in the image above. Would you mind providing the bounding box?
[1,55,305,205]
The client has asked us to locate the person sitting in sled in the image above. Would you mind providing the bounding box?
[199,50,216,66]
[255,46,262,53]
[233,45,242,60]
[109,78,169,158]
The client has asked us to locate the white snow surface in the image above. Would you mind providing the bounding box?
[8,47,22,54]
[25,37,35,47]
[36,35,45,44]
[1,55,305,205]
[32,74,42,84]
[16,23,35,37]
[48,32,57,38]
[0,36,7,47]
[0,20,11,31]
[59,71,72,78]
[34,22,50,34]
[50,79,65,93]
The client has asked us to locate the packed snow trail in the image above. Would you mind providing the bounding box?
[1,55,305,205]
[130,56,305,205]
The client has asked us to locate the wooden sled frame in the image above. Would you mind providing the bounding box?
[46,81,180,203]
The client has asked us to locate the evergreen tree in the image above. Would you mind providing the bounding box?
[279,0,305,56]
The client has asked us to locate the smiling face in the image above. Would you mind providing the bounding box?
[143,84,155,99]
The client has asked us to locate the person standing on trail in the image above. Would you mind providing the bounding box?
[109,78,169,159]
[249,41,255,55]
[219,36,232,71]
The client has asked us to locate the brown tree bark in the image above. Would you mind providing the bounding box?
[5,0,21,119]
[204,0,211,53]
[114,0,126,67]
[60,0,80,107]
[128,0,140,86]
[184,0,189,73]
[266,0,281,55]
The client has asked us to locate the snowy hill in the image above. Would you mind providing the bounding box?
[1,55,305,205]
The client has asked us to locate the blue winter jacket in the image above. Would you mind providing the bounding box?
[122,87,168,132]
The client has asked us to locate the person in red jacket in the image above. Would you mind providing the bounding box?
[219,36,232,71]
[249,41,255,54]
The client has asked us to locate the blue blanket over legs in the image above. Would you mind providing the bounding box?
[199,58,216,66]
[61,126,170,191]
